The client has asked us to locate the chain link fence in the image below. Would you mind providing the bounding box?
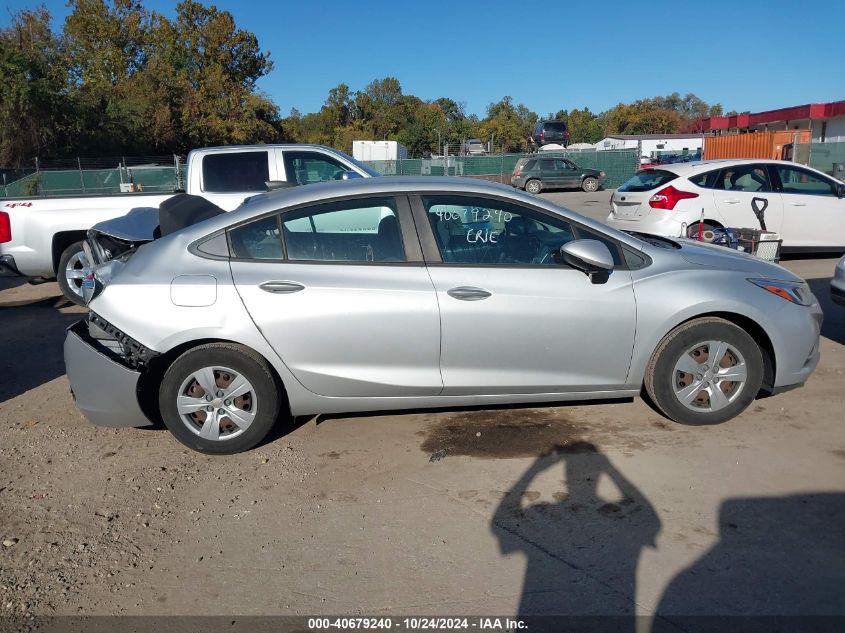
[1,156,185,198]
[794,142,845,180]
[364,149,639,188]
[1,148,641,198]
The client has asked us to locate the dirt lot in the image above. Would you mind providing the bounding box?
[1,191,843,626]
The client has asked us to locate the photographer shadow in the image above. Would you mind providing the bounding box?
[653,492,845,632]
[492,442,659,631]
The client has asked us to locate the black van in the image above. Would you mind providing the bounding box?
[531,120,570,148]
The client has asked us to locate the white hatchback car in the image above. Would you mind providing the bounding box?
[607,159,845,251]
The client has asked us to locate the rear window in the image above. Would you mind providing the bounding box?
[617,169,677,193]
[202,151,269,193]
[544,121,567,132]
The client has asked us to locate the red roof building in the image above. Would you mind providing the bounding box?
[685,100,845,142]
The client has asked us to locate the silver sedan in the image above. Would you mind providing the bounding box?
[65,177,823,454]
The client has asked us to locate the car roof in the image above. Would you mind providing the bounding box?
[643,158,817,176]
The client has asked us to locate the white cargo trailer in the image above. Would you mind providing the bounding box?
[352,140,408,162]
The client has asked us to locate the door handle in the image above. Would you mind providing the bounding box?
[447,286,492,301]
[722,198,741,204]
[259,281,305,294]
[789,201,807,207]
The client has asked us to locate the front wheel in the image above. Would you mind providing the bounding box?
[525,179,542,194]
[644,317,763,426]
[581,177,599,192]
[57,241,90,305]
[158,343,281,454]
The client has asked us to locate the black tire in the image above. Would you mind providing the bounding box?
[57,241,88,306]
[644,317,763,426]
[581,176,599,192]
[525,179,542,194]
[158,343,281,454]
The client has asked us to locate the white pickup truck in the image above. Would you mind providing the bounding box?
[0,144,378,303]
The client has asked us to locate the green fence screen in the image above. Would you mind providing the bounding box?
[1,165,180,198]
[2,148,643,198]
[795,142,845,178]
[364,149,639,188]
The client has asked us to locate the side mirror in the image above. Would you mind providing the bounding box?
[837,182,845,198]
[336,170,363,180]
[560,240,615,283]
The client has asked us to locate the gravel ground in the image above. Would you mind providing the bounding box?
[1,191,843,625]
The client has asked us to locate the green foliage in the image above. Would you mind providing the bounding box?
[0,2,723,165]
[0,0,282,166]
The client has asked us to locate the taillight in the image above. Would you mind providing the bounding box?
[0,212,11,243]
[539,131,544,140]
[648,185,698,210]
[513,169,521,176]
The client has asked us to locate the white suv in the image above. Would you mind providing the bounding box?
[606,159,845,250]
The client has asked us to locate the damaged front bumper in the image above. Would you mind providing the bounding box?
[64,318,157,428]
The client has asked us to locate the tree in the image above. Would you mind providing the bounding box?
[142,0,280,150]
[0,7,70,165]
[478,96,537,152]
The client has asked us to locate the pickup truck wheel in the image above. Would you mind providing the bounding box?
[581,177,599,192]
[644,318,763,426]
[57,241,90,306]
[159,343,281,454]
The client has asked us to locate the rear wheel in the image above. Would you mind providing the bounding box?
[159,343,281,454]
[57,241,89,306]
[581,177,599,192]
[525,179,542,194]
[644,318,763,426]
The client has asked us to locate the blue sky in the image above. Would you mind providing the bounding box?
[3,0,843,117]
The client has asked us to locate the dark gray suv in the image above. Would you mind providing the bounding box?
[511,157,605,193]
[531,120,570,148]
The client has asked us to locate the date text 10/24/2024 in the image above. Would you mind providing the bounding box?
[308,617,528,630]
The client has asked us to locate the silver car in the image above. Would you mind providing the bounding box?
[65,177,823,454]
[832,255,845,306]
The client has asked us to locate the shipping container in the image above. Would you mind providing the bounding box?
[703,130,811,161]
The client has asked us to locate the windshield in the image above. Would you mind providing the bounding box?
[618,169,677,193]
[331,149,382,177]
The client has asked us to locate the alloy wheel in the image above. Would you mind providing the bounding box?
[64,250,90,299]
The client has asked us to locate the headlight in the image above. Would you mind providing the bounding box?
[748,278,812,306]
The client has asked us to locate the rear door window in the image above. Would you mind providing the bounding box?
[228,215,283,260]
[617,169,677,192]
[539,159,556,171]
[202,151,270,193]
[282,197,405,262]
[715,165,771,192]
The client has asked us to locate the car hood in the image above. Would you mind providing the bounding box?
[675,238,801,282]
[89,207,159,242]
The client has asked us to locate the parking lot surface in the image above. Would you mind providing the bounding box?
[1,190,843,623]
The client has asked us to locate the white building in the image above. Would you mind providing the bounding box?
[595,134,705,160]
